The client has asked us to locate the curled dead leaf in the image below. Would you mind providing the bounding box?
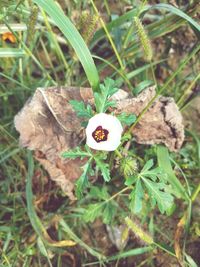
[14,86,184,198]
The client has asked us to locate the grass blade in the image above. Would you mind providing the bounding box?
[26,151,76,247]
[108,246,153,261]
[33,0,99,91]
[0,48,25,57]
[151,4,200,33]
[60,218,105,260]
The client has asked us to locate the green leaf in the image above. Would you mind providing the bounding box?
[103,202,117,224]
[127,158,174,213]
[33,0,99,91]
[94,78,119,113]
[75,160,92,198]
[62,147,91,160]
[185,253,198,267]
[60,219,105,259]
[37,237,49,258]
[83,201,117,224]
[95,157,111,182]
[69,100,93,119]
[26,152,45,236]
[133,80,153,96]
[157,145,189,200]
[142,179,174,213]
[107,246,153,261]
[90,186,109,200]
[129,179,143,213]
[117,113,136,126]
[151,4,200,33]
[125,175,137,186]
[83,203,104,222]
[142,167,163,182]
[141,159,154,173]
[0,48,25,57]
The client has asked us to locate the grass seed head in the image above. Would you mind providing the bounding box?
[125,217,153,245]
[134,17,153,61]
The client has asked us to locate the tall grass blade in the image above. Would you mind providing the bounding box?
[0,48,25,57]
[108,246,153,261]
[151,4,200,33]
[33,0,100,91]
[26,151,76,247]
[60,219,105,260]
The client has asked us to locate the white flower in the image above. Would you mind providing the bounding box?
[86,113,123,151]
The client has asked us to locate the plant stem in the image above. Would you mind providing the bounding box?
[126,44,200,136]
[115,149,123,159]
[90,0,125,71]
[178,72,200,108]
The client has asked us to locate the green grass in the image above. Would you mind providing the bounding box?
[0,0,200,266]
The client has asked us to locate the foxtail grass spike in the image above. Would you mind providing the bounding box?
[78,12,99,45]
[125,217,153,245]
[26,4,39,45]
[134,17,153,61]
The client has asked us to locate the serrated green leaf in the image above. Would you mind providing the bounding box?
[76,160,92,198]
[90,186,110,200]
[127,158,174,214]
[142,167,163,181]
[83,203,104,222]
[141,159,154,172]
[125,175,137,186]
[69,100,93,119]
[103,203,117,224]
[94,78,119,113]
[95,158,111,182]
[117,113,136,126]
[143,179,174,213]
[62,147,91,160]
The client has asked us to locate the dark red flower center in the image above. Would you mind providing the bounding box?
[92,126,109,143]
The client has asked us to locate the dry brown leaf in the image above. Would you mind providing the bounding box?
[14,86,184,198]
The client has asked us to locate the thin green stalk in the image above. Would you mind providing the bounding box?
[125,218,176,257]
[191,183,200,202]
[90,0,125,70]
[60,219,105,260]
[18,31,24,84]
[150,60,157,88]
[127,44,200,135]
[123,20,135,50]
[40,39,59,82]
[92,55,133,90]
[41,9,70,75]
[115,149,123,159]
[4,20,56,85]
[0,73,30,90]
[177,72,200,107]
[33,0,100,91]
[103,0,111,17]
[153,241,176,257]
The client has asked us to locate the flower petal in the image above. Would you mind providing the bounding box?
[86,113,123,151]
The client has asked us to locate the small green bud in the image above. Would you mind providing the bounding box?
[120,157,138,178]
